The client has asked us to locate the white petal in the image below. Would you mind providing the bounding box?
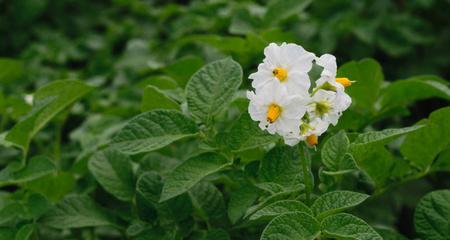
[316,54,337,77]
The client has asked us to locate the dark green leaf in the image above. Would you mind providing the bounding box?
[401,107,450,169]
[311,191,369,219]
[112,110,198,155]
[249,200,312,221]
[6,80,93,150]
[189,182,227,226]
[0,156,56,185]
[224,113,278,152]
[186,58,242,123]
[141,85,179,112]
[337,59,384,111]
[259,146,302,187]
[227,184,260,224]
[164,55,204,88]
[321,131,357,174]
[88,149,135,201]
[160,153,230,202]
[414,190,450,239]
[41,195,116,229]
[260,212,320,240]
[0,58,23,83]
[321,213,382,240]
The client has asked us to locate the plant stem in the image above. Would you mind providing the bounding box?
[299,143,313,205]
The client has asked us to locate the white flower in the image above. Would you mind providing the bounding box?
[282,113,329,146]
[312,54,352,121]
[249,42,315,95]
[247,82,309,136]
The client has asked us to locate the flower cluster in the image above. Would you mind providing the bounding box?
[247,43,352,146]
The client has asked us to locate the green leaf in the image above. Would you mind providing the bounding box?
[186,58,242,123]
[24,172,75,202]
[321,213,382,240]
[224,113,279,152]
[41,195,116,229]
[250,200,312,221]
[352,125,424,146]
[321,131,357,174]
[379,75,450,114]
[376,228,408,240]
[311,191,369,219]
[259,146,302,187]
[0,156,56,185]
[203,229,230,240]
[260,212,320,240]
[160,153,230,202]
[135,171,192,223]
[401,107,450,169]
[0,58,23,83]
[138,75,178,90]
[6,80,93,150]
[414,190,450,239]
[337,59,384,111]
[15,224,34,240]
[164,55,204,88]
[141,85,179,112]
[189,182,227,226]
[264,0,312,27]
[0,228,15,240]
[111,110,198,155]
[227,184,260,224]
[88,149,135,202]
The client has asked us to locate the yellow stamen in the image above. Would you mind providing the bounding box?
[266,104,282,123]
[306,134,318,146]
[272,67,287,81]
[336,77,352,87]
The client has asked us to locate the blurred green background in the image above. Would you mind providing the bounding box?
[0,0,449,238]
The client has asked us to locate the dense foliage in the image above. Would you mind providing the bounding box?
[0,0,449,239]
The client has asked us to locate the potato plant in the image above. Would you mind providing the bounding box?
[0,0,449,240]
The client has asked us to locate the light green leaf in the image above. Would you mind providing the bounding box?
[186,58,242,123]
[260,212,320,240]
[352,125,424,146]
[111,110,198,155]
[311,191,369,219]
[0,58,23,83]
[160,153,230,202]
[264,0,312,27]
[138,75,178,90]
[414,190,450,239]
[15,224,34,240]
[379,75,450,114]
[250,200,312,221]
[141,85,179,112]
[337,59,384,111]
[224,113,278,152]
[227,184,260,224]
[259,146,302,187]
[6,80,93,150]
[41,195,116,229]
[321,213,382,240]
[189,182,227,225]
[88,149,135,202]
[164,55,204,88]
[0,156,56,186]
[321,131,357,174]
[401,107,450,169]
